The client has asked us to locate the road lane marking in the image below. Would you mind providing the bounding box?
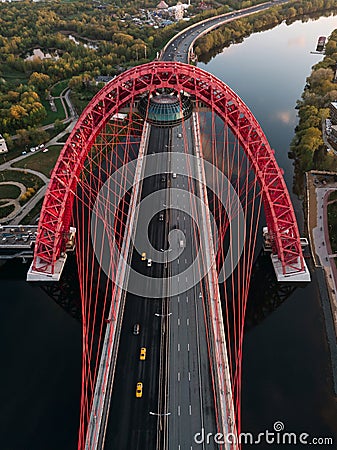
[187,318,190,326]
[178,372,180,382]
[177,296,180,303]
[185,276,188,283]
[185,258,187,264]
[186,296,189,303]
[178,405,181,416]
[178,343,180,352]
[189,405,192,415]
[178,258,180,264]
[188,372,191,381]
[187,343,190,351]
[178,318,180,326]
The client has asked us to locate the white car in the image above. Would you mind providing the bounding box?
[147,259,152,267]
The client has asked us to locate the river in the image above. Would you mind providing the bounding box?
[198,14,337,448]
[0,12,337,450]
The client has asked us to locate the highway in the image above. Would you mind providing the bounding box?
[104,120,220,449]
[161,0,290,64]
[167,127,219,449]
[103,128,169,450]
[100,1,293,448]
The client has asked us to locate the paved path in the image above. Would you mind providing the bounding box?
[0,181,27,221]
[0,85,78,223]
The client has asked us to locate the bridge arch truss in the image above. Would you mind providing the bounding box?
[32,61,305,277]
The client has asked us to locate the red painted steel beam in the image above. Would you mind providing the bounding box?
[33,61,304,275]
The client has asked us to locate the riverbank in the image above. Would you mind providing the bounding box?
[195,1,337,64]
[306,170,337,394]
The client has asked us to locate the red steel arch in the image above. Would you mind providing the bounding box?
[32,61,304,275]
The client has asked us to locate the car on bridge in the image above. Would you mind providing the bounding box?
[136,382,143,398]
[141,252,146,261]
[140,347,146,360]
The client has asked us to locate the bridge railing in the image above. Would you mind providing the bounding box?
[84,122,151,450]
[191,112,239,448]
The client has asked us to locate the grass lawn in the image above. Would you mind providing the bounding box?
[0,184,21,199]
[0,146,26,165]
[328,191,337,202]
[61,133,71,142]
[0,170,44,191]
[1,66,29,86]
[12,145,62,177]
[41,97,66,126]
[328,199,337,253]
[51,80,69,97]
[0,204,15,221]
[48,124,68,141]
[20,198,44,225]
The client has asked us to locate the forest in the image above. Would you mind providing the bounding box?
[0,0,336,146]
[0,0,266,139]
[290,28,337,192]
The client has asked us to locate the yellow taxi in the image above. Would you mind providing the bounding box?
[141,252,146,261]
[140,347,146,361]
[136,382,143,398]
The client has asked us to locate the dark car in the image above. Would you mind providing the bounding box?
[133,323,140,335]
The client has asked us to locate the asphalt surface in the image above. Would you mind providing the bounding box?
[104,128,170,450]
[167,125,218,450]
[104,121,219,449]
[103,2,293,448]
[161,0,290,64]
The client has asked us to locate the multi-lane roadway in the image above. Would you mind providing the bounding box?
[161,0,290,63]
[101,1,292,448]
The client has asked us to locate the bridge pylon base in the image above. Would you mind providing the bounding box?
[26,254,67,282]
[271,254,311,282]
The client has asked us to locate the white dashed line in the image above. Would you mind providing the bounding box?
[188,372,191,381]
[187,343,190,352]
[187,318,190,326]
[186,296,189,303]
[178,343,180,352]
[189,405,192,415]
[178,372,180,382]
[178,405,181,416]
[178,318,180,326]
[185,258,187,264]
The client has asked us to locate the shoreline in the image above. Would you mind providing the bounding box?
[306,170,337,395]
